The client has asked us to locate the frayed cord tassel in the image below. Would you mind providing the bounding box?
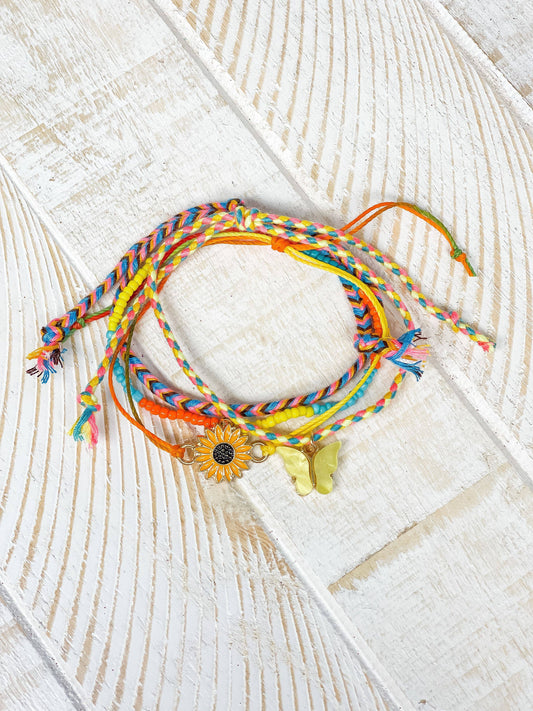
[26,346,66,384]
[383,329,430,381]
[68,392,101,447]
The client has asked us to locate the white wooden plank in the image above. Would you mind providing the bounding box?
[1,0,532,708]
[0,0,507,594]
[0,593,76,710]
[150,0,533,478]
[330,464,533,710]
[435,0,533,106]
[0,132,405,709]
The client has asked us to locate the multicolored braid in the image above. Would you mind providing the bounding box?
[27,200,494,458]
[26,199,244,374]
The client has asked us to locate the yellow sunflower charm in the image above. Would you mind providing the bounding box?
[195,421,262,482]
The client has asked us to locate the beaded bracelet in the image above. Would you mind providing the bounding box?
[27,199,494,495]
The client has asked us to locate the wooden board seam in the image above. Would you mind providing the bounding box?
[431,358,533,487]
[0,576,90,710]
[233,479,416,711]
[420,0,533,131]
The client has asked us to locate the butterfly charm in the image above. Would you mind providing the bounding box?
[276,441,341,495]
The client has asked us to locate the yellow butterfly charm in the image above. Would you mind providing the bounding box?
[276,441,341,496]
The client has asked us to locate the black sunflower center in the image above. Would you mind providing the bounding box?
[212,442,235,465]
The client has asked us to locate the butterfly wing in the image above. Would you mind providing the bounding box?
[312,441,341,494]
[276,446,313,496]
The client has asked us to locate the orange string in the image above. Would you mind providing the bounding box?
[107,301,186,459]
[340,201,474,276]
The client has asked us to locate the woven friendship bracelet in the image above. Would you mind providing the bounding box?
[27,199,494,495]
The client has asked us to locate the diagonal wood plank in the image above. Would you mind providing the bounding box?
[435,0,533,106]
[150,0,533,479]
[330,464,533,709]
[0,158,405,709]
[1,0,532,708]
[0,592,77,711]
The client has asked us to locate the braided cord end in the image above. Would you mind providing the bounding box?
[383,329,430,380]
[409,205,477,277]
[26,345,65,383]
[68,392,101,447]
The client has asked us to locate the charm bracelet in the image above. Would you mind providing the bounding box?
[27,199,494,495]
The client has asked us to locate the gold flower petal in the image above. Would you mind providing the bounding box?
[224,425,237,442]
[228,428,245,445]
[235,434,250,449]
[209,428,221,442]
[230,462,242,479]
[195,445,213,456]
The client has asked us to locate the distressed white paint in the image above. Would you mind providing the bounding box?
[152,0,533,474]
[331,464,533,709]
[436,0,533,105]
[0,0,532,708]
[0,594,76,710]
[0,164,402,708]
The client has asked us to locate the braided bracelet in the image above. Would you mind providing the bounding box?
[27,199,494,495]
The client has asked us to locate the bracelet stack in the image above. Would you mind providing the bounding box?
[27,198,494,495]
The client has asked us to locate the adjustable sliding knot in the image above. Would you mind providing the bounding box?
[450,247,475,276]
[271,236,292,253]
[234,205,260,232]
[73,316,87,329]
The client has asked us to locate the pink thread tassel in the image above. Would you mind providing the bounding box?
[384,329,429,380]
[69,393,101,447]
[26,346,65,384]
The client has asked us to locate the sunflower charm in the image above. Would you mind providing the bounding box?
[195,421,256,482]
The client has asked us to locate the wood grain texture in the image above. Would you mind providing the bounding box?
[153,0,533,477]
[0,162,402,708]
[330,464,533,709]
[436,0,533,106]
[0,595,75,711]
[1,0,533,708]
